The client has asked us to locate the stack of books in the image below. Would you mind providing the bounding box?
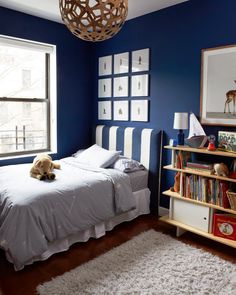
[186,161,213,172]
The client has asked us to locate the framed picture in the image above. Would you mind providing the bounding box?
[98,78,112,98]
[113,76,129,97]
[114,52,129,74]
[131,100,149,122]
[98,55,112,76]
[113,100,129,121]
[132,48,149,72]
[131,74,149,97]
[98,101,112,120]
[200,45,236,126]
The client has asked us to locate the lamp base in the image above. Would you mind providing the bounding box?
[177,129,185,145]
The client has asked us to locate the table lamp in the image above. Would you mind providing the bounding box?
[173,112,188,145]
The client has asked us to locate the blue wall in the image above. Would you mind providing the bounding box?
[92,0,236,207]
[1,0,236,208]
[0,7,93,166]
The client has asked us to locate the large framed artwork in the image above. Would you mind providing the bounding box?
[131,74,149,97]
[113,100,129,121]
[98,78,112,98]
[98,55,112,76]
[132,48,149,72]
[200,44,236,126]
[131,100,148,122]
[98,101,112,120]
[113,76,129,97]
[114,52,129,74]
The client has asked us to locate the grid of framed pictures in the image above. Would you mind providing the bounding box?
[98,48,150,121]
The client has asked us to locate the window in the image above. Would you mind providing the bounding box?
[0,36,57,157]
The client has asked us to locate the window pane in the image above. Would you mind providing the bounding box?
[0,46,46,98]
[0,101,48,154]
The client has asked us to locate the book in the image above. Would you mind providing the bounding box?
[220,182,230,208]
[227,191,236,210]
[186,161,213,171]
[213,213,236,241]
[218,131,236,153]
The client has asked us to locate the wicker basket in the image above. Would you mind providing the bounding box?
[226,190,236,210]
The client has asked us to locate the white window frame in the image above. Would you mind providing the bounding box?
[0,35,57,159]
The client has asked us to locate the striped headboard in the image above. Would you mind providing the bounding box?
[95,125,163,214]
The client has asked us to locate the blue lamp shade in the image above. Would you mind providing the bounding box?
[173,112,188,145]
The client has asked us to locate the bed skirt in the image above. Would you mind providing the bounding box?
[7,188,150,270]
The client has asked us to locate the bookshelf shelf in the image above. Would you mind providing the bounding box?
[163,189,236,214]
[159,215,236,248]
[163,165,236,183]
[164,145,236,158]
[161,145,236,248]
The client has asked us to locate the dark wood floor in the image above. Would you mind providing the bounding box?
[0,214,235,295]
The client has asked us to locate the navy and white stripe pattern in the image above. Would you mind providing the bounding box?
[96,125,156,170]
[95,125,163,213]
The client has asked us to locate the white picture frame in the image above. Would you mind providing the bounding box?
[200,45,236,126]
[131,100,149,122]
[131,74,149,97]
[114,52,129,74]
[98,55,112,76]
[98,101,112,120]
[98,78,112,98]
[132,48,149,72]
[113,100,129,121]
[113,76,129,97]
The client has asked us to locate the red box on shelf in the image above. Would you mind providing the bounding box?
[213,213,236,241]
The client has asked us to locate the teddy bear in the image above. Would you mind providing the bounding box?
[30,154,60,180]
[211,163,229,177]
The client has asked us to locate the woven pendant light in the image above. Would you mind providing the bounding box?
[59,0,128,42]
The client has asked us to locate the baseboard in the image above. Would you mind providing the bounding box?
[159,206,169,217]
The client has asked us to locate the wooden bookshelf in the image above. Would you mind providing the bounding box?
[163,165,236,183]
[164,145,236,158]
[161,145,236,248]
[159,215,236,248]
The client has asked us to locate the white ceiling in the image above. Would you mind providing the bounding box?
[0,0,188,23]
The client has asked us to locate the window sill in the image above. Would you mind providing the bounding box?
[0,151,57,161]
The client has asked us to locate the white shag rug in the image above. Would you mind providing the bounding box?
[37,230,236,295]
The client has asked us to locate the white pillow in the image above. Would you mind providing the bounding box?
[72,149,85,157]
[111,156,145,173]
[75,144,121,168]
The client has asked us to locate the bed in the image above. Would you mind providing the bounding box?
[0,125,162,271]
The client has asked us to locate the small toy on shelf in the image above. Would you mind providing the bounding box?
[170,172,181,193]
[184,113,207,148]
[207,134,216,151]
[169,139,177,147]
[211,163,229,177]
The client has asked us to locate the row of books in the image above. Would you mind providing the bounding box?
[181,174,230,208]
[186,161,213,172]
